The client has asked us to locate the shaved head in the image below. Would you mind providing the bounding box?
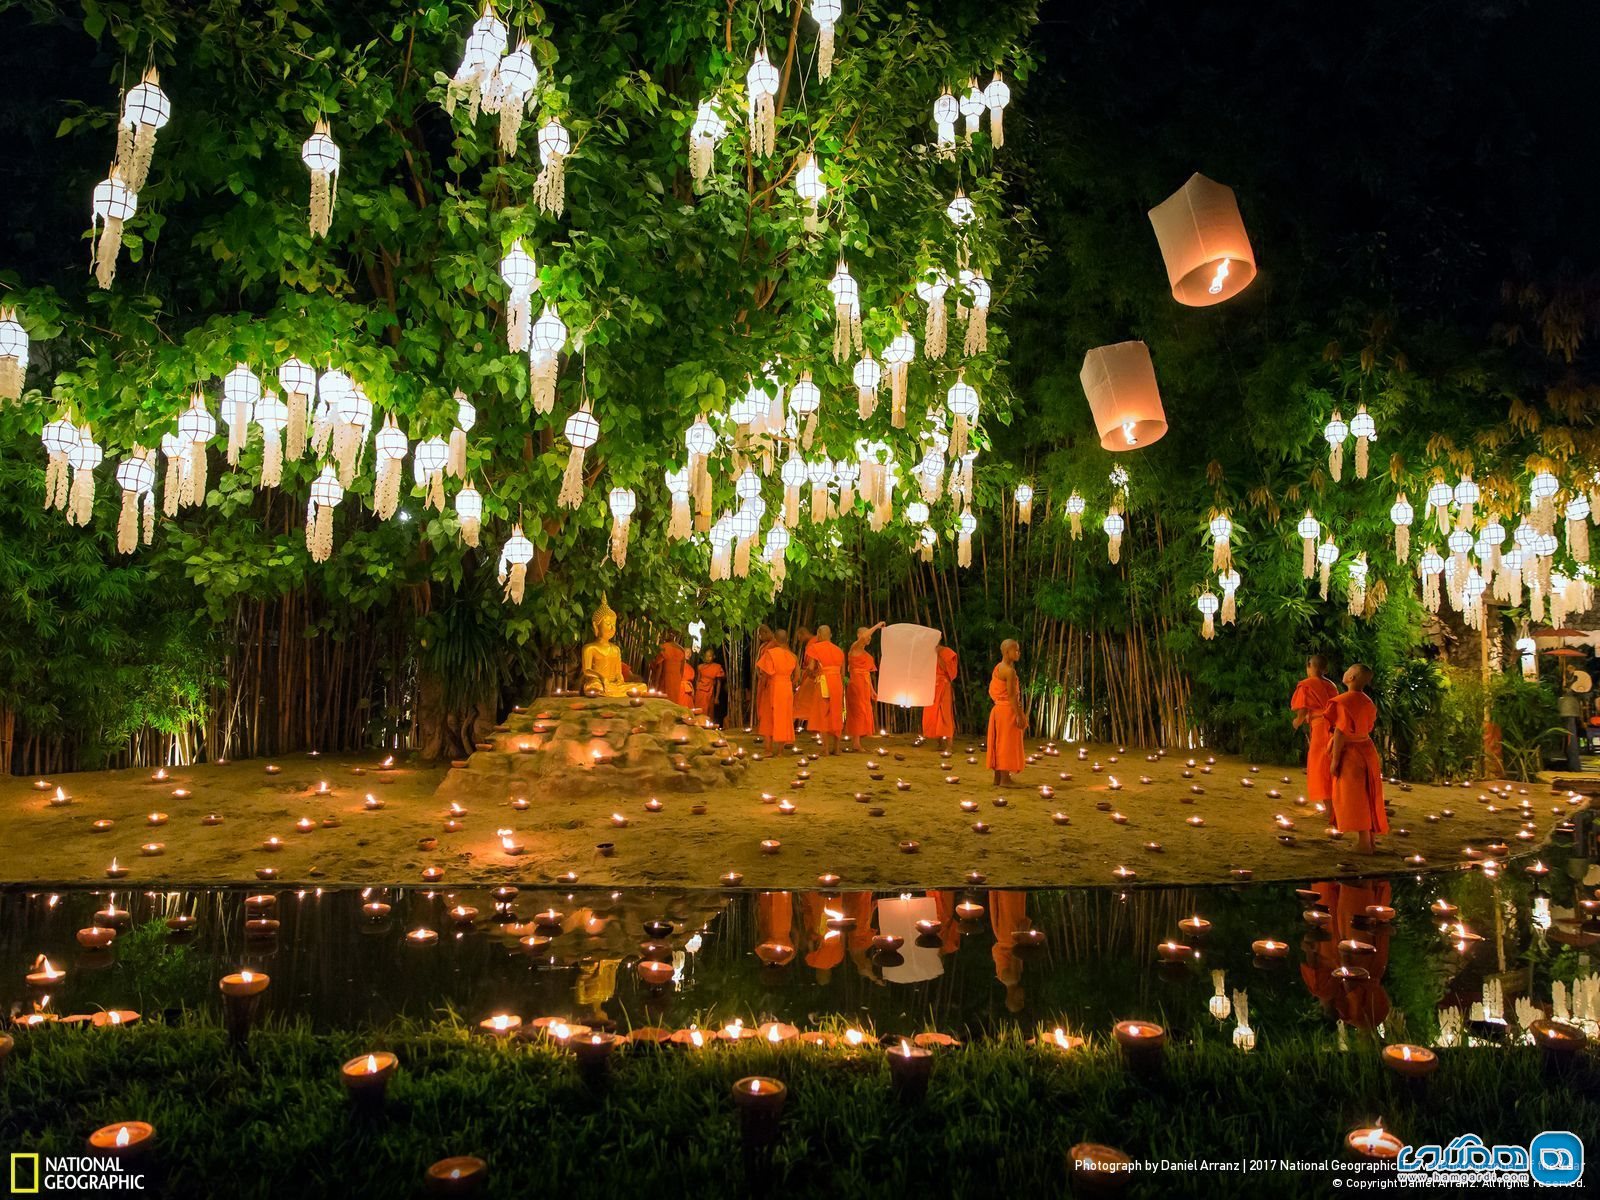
[817,625,832,641]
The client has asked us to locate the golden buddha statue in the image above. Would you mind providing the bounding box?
[580,595,640,697]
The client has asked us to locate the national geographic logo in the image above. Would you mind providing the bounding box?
[9,1153,147,1192]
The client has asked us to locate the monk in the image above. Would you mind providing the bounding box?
[750,624,773,731]
[650,633,687,701]
[1291,655,1339,807]
[692,649,724,721]
[923,636,959,753]
[755,630,798,747]
[803,625,848,755]
[1327,663,1387,854]
[792,627,822,730]
[986,639,1027,784]
[845,622,886,751]
[677,657,696,708]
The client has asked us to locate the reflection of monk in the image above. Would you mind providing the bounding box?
[1299,879,1392,1030]
[651,635,687,701]
[845,623,885,750]
[1327,664,1387,854]
[1291,655,1339,805]
[923,641,959,752]
[757,890,794,948]
[756,631,798,746]
[792,627,821,729]
[989,890,1031,1014]
[801,891,873,984]
[986,639,1027,784]
[804,626,847,754]
[693,650,724,719]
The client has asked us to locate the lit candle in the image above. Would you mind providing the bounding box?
[1112,1020,1167,1070]
[104,858,128,879]
[424,1156,488,1196]
[146,812,168,827]
[478,1013,522,1038]
[76,926,117,950]
[1381,1043,1437,1080]
[498,828,524,856]
[340,1051,398,1107]
[885,1038,934,1099]
[25,956,65,988]
[1345,1125,1403,1161]
[88,1121,155,1163]
[406,928,438,947]
[1251,939,1288,959]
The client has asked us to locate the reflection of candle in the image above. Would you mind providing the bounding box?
[1177,916,1211,938]
[406,928,438,946]
[77,926,117,950]
[1346,1125,1403,1160]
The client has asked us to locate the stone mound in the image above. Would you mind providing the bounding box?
[435,694,746,804]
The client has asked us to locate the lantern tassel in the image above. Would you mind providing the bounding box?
[1212,539,1231,574]
[0,358,22,402]
[1569,518,1590,563]
[117,490,138,553]
[810,481,827,524]
[188,441,208,505]
[670,493,691,541]
[227,400,249,466]
[924,298,947,360]
[949,413,969,461]
[497,103,525,156]
[963,306,988,356]
[1395,523,1410,564]
[691,137,714,189]
[503,561,527,604]
[533,151,565,218]
[375,457,402,520]
[121,123,159,194]
[1202,612,1215,640]
[1108,530,1121,565]
[285,391,308,461]
[749,93,775,158]
[1221,590,1236,624]
[1302,537,1315,580]
[990,106,1004,149]
[558,444,587,509]
[889,362,908,427]
[261,431,283,488]
[308,171,333,238]
[611,517,630,569]
[427,469,445,512]
[162,454,180,516]
[839,479,856,512]
[1070,511,1082,539]
[733,535,750,577]
[448,427,468,479]
[44,455,66,512]
[142,490,154,545]
[93,216,124,290]
[784,481,801,528]
[1355,435,1369,479]
[1319,558,1331,601]
[818,25,834,78]
[1327,442,1343,483]
[833,302,862,364]
[530,353,558,415]
[507,295,531,354]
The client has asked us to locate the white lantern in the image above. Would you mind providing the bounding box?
[882,330,916,426]
[528,304,567,414]
[689,100,728,190]
[1530,470,1560,534]
[1218,567,1241,624]
[178,392,217,507]
[1349,406,1376,478]
[946,373,979,460]
[277,357,316,461]
[558,404,600,509]
[685,419,717,530]
[1389,493,1413,563]
[916,270,951,359]
[306,466,344,563]
[254,391,289,487]
[117,68,170,191]
[65,427,102,527]
[41,418,78,512]
[114,451,157,553]
[313,367,351,458]
[301,120,341,238]
[1197,591,1220,639]
[500,240,539,352]
[533,118,571,217]
[0,307,29,401]
[497,524,535,603]
[1323,411,1348,482]
[1015,482,1034,525]
[959,269,991,355]
[746,50,780,157]
[827,260,861,362]
[331,381,372,486]
[1104,511,1125,564]
[1316,537,1338,600]
[1296,511,1319,579]
[495,41,539,153]
[852,352,882,419]
[983,72,1011,147]
[764,522,791,588]
[795,154,826,232]
[90,168,137,289]
[412,435,448,511]
[1419,545,1444,613]
[449,390,476,479]
[834,458,860,512]
[1065,491,1085,539]
[1453,477,1480,528]
[222,364,261,466]
[447,4,509,120]
[932,90,959,159]
[1566,495,1591,563]
[946,191,976,227]
[919,524,938,562]
[369,419,408,519]
[781,453,807,528]
[1347,553,1370,617]
[1209,512,1233,573]
[454,482,483,547]
[607,486,637,568]
[812,0,842,78]
[957,507,978,567]
[806,459,833,524]
[1425,479,1453,535]
[788,372,821,448]
[905,500,931,526]
[917,447,945,504]
[959,79,986,144]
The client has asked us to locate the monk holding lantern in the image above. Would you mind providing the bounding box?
[844,622,886,751]
[922,637,959,753]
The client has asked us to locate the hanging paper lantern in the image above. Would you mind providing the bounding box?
[1350,406,1376,479]
[606,486,636,568]
[764,523,791,589]
[788,371,821,448]
[780,453,807,528]
[806,459,833,524]
[90,167,137,289]
[0,307,29,401]
[1453,477,1479,529]
[558,404,599,509]
[65,426,102,527]
[277,358,316,461]
[1079,341,1168,451]
[1015,483,1034,525]
[306,467,343,563]
[373,418,409,519]
[1218,568,1240,624]
[533,118,571,217]
[1209,512,1233,572]
[449,391,476,479]
[946,191,976,227]
[1387,494,1413,563]
[946,373,979,460]
[495,41,539,153]
[688,100,728,190]
[1566,495,1591,562]
[116,67,170,194]
[447,3,509,120]
[1066,491,1085,539]
[851,351,882,420]
[746,50,779,157]
[828,260,862,362]
[312,367,351,458]
[1496,545,1524,605]
[730,381,768,440]
[917,270,951,360]
[178,391,217,506]
[527,304,567,415]
[1477,516,1505,580]
[1425,479,1453,536]
[114,450,156,553]
[918,525,938,562]
[685,419,717,530]
[1323,411,1348,482]
[159,432,185,516]
[41,418,78,512]
[454,481,483,547]
[500,241,539,352]
[932,90,959,159]
[1146,172,1257,306]
[905,500,931,527]
[663,465,692,541]
[954,507,976,567]
[1419,546,1444,613]
[811,0,842,78]
[301,121,341,238]
[254,391,288,487]
[732,502,764,577]
[1197,591,1220,640]
[959,80,985,144]
[1104,511,1125,564]
[1316,537,1338,601]
[222,364,261,467]
[958,270,990,355]
[834,459,859,512]
[882,330,915,427]
[1529,470,1559,533]
[916,447,945,504]
[407,435,444,511]
[795,154,826,232]
[497,525,535,603]
[708,514,735,581]
[984,72,1011,148]
[331,381,372,487]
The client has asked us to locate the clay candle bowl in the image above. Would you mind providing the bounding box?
[870,934,904,955]
[1112,866,1137,883]
[1177,915,1211,939]
[219,970,270,1044]
[201,813,224,826]
[140,842,164,857]
[1068,1143,1132,1195]
[1156,941,1194,964]
[25,958,65,988]
[104,859,128,880]
[720,871,744,886]
[885,1039,934,1101]
[1529,1018,1587,1068]
[407,928,438,947]
[960,799,979,813]
[1251,939,1289,963]
[731,1076,787,1150]
[899,840,920,854]
[637,960,674,989]
[1053,812,1071,825]
[424,1156,488,1197]
[77,927,117,950]
[341,1051,398,1109]
[88,1121,155,1165]
[1113,1020,1167,1072]
[1381,1043,1437,1080]
[754,941,796,967]
[955,900,985,923]
[1429,899,1458,920]
[478,1013,522,1038]
[1346,1126,1403,1161]
[92,819,115,834]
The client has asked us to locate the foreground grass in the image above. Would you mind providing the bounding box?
[2,1016,1594,1198]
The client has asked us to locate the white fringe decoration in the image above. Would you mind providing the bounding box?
[301,121,340,239]
[558,404,599,509]
[918,273,949,359]
[747,50,778,158]
[533,119,570,218]
[961,271,990,356]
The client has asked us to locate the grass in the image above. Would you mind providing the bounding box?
[2,1014,1594,1198]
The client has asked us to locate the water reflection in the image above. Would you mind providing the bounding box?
[3,847,1595,1047]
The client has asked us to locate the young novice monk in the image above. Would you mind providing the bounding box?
[986,639,1027,785]
[1327,663,1387,855]
[1291,655,1340,808]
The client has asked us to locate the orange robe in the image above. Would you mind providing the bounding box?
[792,639,822,727]
[757,891,793,948]
[988,890,1030,986]
[985,668,1025,773]
[1292,676,1340,802]
[800,892,873,969]
[693,662,724,714]
[805,641,847,735]
[652,643,686,699]
[922,646,959,739]
[678,661,695,707]
[1299,880,1392,1028]
[1326,691,1387,833]
[751,635,772,730]
[756,646,798,745]
[845,649,877,737]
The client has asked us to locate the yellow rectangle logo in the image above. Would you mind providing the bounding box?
[10,1152,41,1194]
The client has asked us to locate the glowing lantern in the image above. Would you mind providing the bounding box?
[795,154,826,232]
[65,427,102,527]
[254,391,288,487]
[222,364,261,466]
[177,392,217,506]
[1478,516,1505,578]
[1389,494,1413,563]
[306,467,344,563]
[916,447,945,504]
[533,118,571,217]
[932,90,959,159]
[1079,341,1167,451]
[946,374,979,460]
[312,367,351,459]
[1316,537,1338,600]
[688,101,727,190]
[558,405,599,509]
[1453,477,1479,528]
[957,508,978,567]
[497,525,534,603]
[1496,546,1524,605]
[905,501,930,527]
[812,0,842,77]
[607,486,636,568]
[685,419,717,529]
[780,453,807,528]
[764,524,791,588]
[1197,591,1219,640]
[449,391,475,479]
[879,623,940,706]
[852,351,882,420]
[277,358,316,461]
[916,271,951,359]
[882,331,915,427]
[1419,546,1444,613]
[1209,512,1233,573]
[500,241,539,352]
[1529,470,1559,533]
[41,418,77,512]
[731,502,762,576]
[158,433,185,517]
[984,72,1011,147]
[1232,992,1255,1052]
[806,460,833,524]
[91,167,137,289]
[116,68,170,192]
[1219,568,1240,624]
[828,260,862,362]
[413,436,448,511]
[373,418,409,520]
[528,304,567,414]
[959,269,990,355]
[495,41,538,153]
[331,381,372,487]
[665,466,691,540]
[960,79,985,144]
[708,514,734,581]
[747,50,779,157]
[788,372,821,448]
[919,525,938,561]
[0,307,28,401]
[1566,496,1590,562]
[1066,491,1085,539]
[1323,411,1348,482]
[1347,553,1369,617]
[1104,511,1125,564]
[1209,971,1232,1021]
[1015,483,1034,525]
[114,450,156,553]
[1350,406,1376,478]
[1147,172,1257,306]
[455,481,482,547]
[946,190,976,227]
[1424,479,1452,536]
[301,120,341,238]
[447,3,509,120]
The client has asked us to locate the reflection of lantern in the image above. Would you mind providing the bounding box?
[1389,494,1413,563]
[558,405,600,508]
[498,524,535,603]
[1209,971,1232,1021]
[91,167,137,289]
[533,118,571,217]
[455,482,482,547]
[301,120,341,238]
[1103,511,1125,564]
[607,486,636,568]
[1350,407,1376,478]
[1296,511,1319,579]
[1197,591,1219,639]
[1066,491,1085,539]
[1080,341,1167,451]
[1147,172,1257,306]
[1015,483,1034,525]
[879,623,941,707]
[0,307,28,401]
[1323,411,1347,482]
[746,50,779,157]
[114,451,156,553]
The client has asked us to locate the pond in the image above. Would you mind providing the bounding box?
[3,841,1595,1046]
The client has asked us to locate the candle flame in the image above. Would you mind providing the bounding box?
[898,1038,912,1056]
[1122,419,1138,446]
[724,1019,743,1038]
[690,1029,704,1048]
[110,859,120,871]
[845,1028,863,1046]
[381,756,395,768]
[1208,258,1231,295]
[110,1011,122,1025]
[366,1053,379,1072]
[240,970,254,982]
[490,1014,511,1031]
[55,787,67,801]
[116,1125,131,1147]
[552,1022,570,1040]
[749,1079,762,1093]
[768,1025,781,1043]
[1053,1027,1068,1047]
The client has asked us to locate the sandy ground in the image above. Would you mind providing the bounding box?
[0,733,1583,889]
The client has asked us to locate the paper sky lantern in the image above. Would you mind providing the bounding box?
[1147,172,1257,306]
[1080,341,1167,451]
[879,623,941,707]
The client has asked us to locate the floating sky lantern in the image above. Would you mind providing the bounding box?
[1079,341,1167,451]
[1147,172,1256,305]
